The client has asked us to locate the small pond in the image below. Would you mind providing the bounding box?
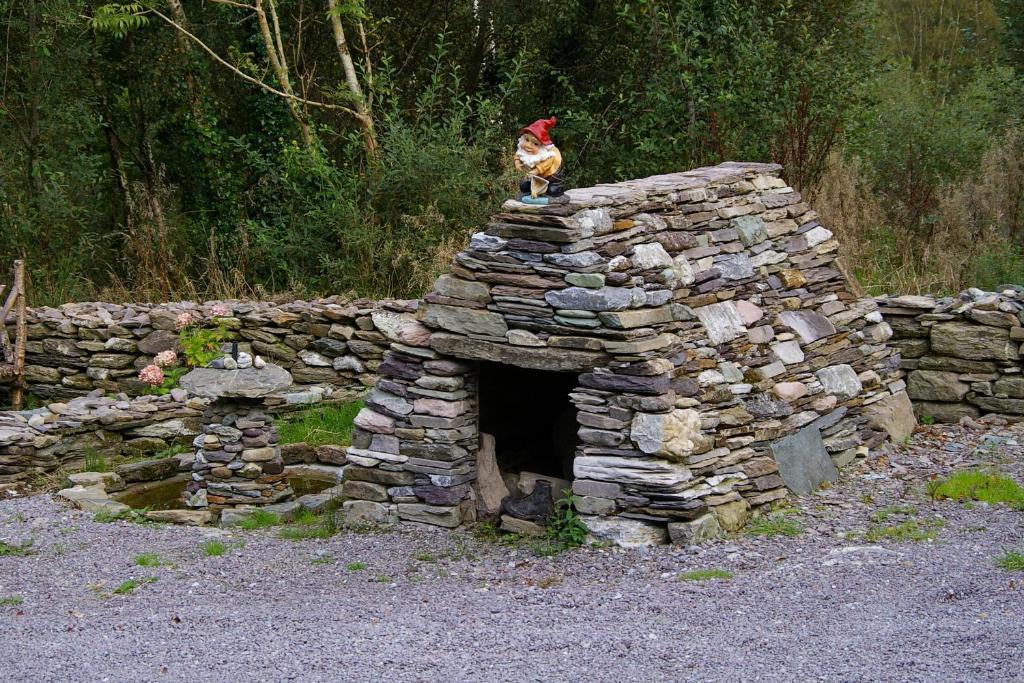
[113,473,335,510]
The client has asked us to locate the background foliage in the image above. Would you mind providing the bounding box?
[1,0,1022,304]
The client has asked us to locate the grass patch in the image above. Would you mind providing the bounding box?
[277,400,363,447]
[371,574,392,583]
[310,555,334,565]
[0,596,23,606]
[82,449,109,473]
[746,512,803,538]
[414,553,438,563]
[345,561,367,571]
[201,540,226,556]
[927,469,1024,509]
[0,539,34,556]
[679,568,734,582]
[995,551,1024,571]
[864,518,944,543]
[277,508,341,541]
[238,510,281,530]
[113,577,157,595]
[134,552,162,567]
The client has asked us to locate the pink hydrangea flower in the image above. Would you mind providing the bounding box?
[210,304,231,317]
[175,311,194,330]
[153,350,178,367]
[139,364,165,387]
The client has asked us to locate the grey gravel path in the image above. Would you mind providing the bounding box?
[1,422,1023,682]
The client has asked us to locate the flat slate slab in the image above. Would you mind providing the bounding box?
[179,364,292,399]
[770,425,838,495]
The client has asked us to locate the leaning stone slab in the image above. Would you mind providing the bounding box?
[582,516,667,548]
[770,425,838,495]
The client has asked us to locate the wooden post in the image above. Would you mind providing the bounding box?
[12,260,26,410]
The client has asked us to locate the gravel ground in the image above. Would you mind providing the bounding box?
[1,421,1023,682]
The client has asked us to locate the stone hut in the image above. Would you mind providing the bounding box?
[342,162,912,545]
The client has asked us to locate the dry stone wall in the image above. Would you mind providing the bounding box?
[343,161,912,544]
[878,289,1024,422]
[0,391,207,485]
[2,297,416,402]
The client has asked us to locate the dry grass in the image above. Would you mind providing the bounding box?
[812,128,1024,296]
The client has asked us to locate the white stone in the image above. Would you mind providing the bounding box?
[698,370,725,387]
[632,243,673,270]
[695,301,746,345]
[506,329,545,346]
[750,250,786,267]
[771,340,805,364]
[672,254,696,285]
[582,517,667,548]
[804,226,834,247]
[630,409,704,460]
[816,364,864,400]
[574,456,693,488]
[298,350,331,367]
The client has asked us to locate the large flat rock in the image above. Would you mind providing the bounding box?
[179,364,292,399]
[429,333,608,371]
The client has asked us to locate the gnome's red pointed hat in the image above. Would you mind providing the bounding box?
[519,117,557,145]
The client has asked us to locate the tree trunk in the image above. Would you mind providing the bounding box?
[325,0,376,156]
[254,0,313,146]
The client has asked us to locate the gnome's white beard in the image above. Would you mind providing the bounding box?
[516,138,556,169]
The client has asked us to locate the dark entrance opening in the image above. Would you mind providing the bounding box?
[477,362,578,481]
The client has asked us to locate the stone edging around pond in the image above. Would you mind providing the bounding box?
[56,462,344,526]
[0,385,358,486]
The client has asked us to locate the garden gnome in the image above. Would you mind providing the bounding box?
[514,116,565,204]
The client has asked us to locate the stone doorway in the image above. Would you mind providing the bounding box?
[477,362,579,525]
